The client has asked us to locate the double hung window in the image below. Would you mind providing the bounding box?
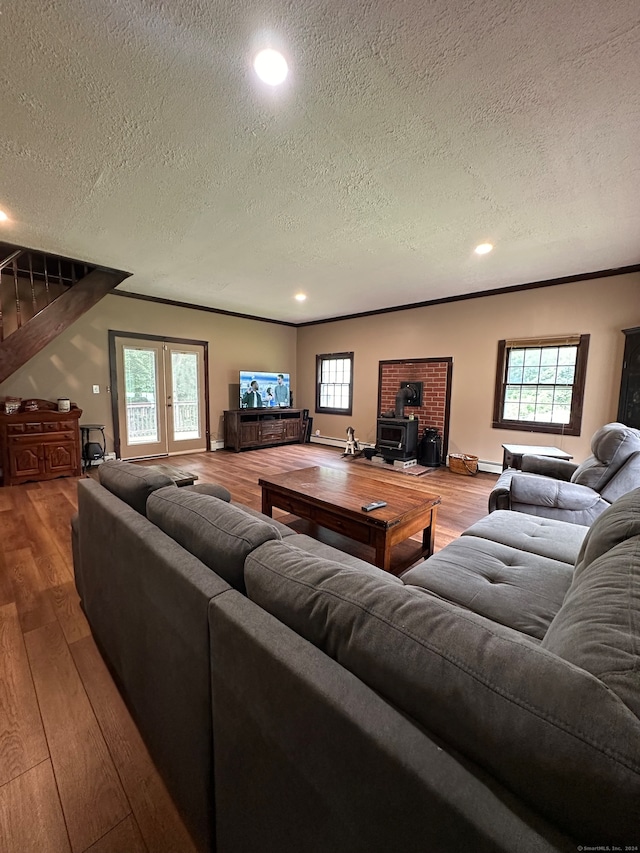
[316,352,353,415]
[492,334,589,436]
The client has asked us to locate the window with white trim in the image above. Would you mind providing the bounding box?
[492,334,589,436]
[316,352,353,415]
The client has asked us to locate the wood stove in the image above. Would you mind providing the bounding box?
[376,417,419,461]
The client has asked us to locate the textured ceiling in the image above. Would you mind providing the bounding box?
[1,0,639,323]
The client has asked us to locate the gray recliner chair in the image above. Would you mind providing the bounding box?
[489,422,640,524]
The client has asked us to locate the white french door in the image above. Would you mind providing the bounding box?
[114,336,207,460]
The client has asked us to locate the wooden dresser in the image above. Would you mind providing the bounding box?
[0,400,82,486]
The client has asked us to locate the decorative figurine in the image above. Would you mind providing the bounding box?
[343,425,361,456]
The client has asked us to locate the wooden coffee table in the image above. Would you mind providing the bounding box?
[259,466,440,573]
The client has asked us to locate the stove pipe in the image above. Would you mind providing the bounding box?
[395,385,418,418]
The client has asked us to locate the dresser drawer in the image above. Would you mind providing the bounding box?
[9,430,73,445]
[44,420,74,432]
[6,420,73,435]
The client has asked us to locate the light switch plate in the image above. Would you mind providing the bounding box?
[92,385,100,394]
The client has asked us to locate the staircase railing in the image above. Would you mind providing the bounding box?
[0,243,93,342]
[0,242,131,385]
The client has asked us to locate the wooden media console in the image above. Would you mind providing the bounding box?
[224,408,305,452]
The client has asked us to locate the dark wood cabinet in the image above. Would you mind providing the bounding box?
[224,408,304,451]
[618,327,640,429]
[0,402,82,486]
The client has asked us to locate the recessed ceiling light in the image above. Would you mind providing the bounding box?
[474,243,493,255]
[294,293,307,302]
[0,210,8,223]
[253,49,288,86]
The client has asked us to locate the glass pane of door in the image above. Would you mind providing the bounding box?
[124,346,160,445]
[170,350,200,441]
[166,343,206,454]
[115,339,166,459]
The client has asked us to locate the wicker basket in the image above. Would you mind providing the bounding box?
[449,453,479,476]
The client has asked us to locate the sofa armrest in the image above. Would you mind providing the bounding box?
[510,474,601,510]
[520,455,577,480]
[488,470,515,512]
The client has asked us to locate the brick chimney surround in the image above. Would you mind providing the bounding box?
[378,358,452,458]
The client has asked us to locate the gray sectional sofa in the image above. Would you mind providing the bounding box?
[72,461,640,852]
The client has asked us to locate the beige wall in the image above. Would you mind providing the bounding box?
[295,273,640,466]
[1,273,638,467]
[0,294,296,453]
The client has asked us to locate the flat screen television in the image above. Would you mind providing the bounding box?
[239,370,291,409]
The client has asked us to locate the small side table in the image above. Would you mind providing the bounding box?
[502,444,573,471]
[81,424,106,470]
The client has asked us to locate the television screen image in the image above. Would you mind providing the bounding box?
[239,371,290,408]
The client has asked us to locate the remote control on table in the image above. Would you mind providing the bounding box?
[362,500,387,512]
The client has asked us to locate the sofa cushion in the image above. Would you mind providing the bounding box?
[184,482,232,502]
[147,488,281,593]
[542,534,640,719]
[245,541,640,843]
[401,536,573,640]
[98,460,175,514]
[230,502,298,538]
[510,474,602,510]
[261,535,403,580]
[461,510,588,565]
[573,487,640,578]
[246,540,403,607]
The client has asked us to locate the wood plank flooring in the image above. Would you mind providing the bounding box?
[0,444,496,852]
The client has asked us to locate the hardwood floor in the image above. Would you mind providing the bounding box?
[0,444,497,853]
